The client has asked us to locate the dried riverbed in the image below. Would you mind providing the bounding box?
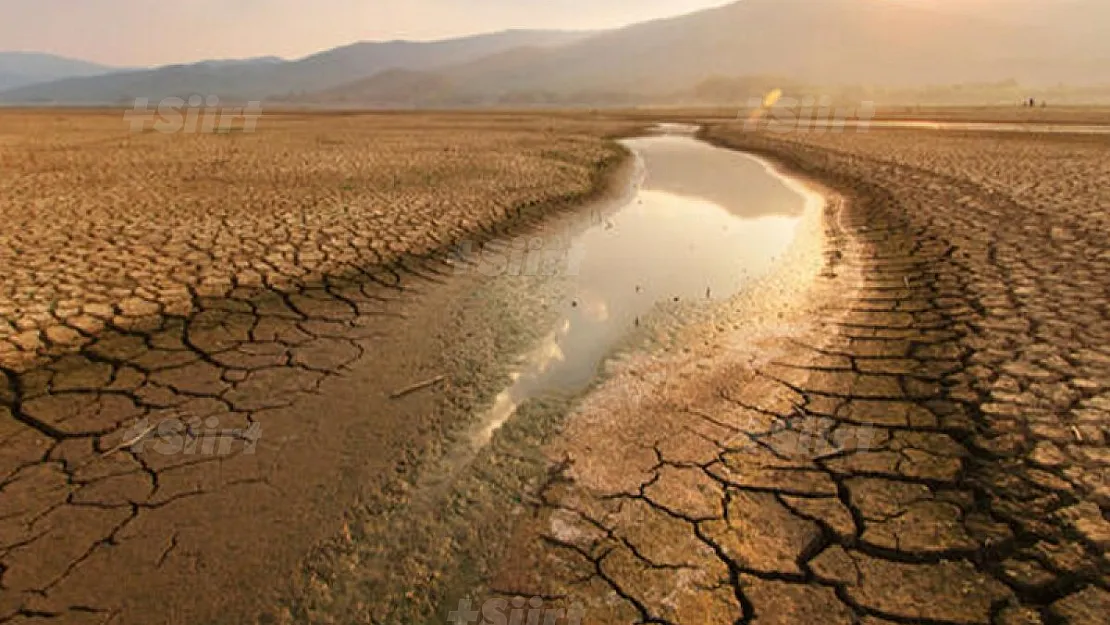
[284,126,829,624]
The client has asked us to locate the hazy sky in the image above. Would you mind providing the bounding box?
[1,0,737,66]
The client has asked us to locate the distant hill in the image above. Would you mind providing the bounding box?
[0,52,122,91]
[187,56,286,69]
[501,0,1101,91]
[0,30,590,104]
[298,69,463,107]
[308,0,1110,106]
[4,0,1107,106]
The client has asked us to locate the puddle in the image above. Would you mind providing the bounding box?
[472,131,820,445]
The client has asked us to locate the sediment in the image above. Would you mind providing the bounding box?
[0,113,635,625]
[4,117,1108,624]
[483,126,1110,624]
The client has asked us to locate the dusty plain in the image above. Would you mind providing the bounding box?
[1,108,1109,624]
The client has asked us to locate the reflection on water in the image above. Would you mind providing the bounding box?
[473,133,817,446]
[636,135,808,219]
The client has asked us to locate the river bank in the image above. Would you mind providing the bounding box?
[0,113,636,625]
[446,124,1110,625]
[280,126,834,624]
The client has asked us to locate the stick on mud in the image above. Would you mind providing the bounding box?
[390,375,447,399]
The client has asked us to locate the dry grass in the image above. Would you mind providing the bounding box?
[0,110,637,368]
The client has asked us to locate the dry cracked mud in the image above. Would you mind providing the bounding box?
[0,111,636,625]
[480,126,1110,625]
[3,112,1109,625]
[0,111,633,371]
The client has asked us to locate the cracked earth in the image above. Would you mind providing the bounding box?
[0,112,628,371]
[2,113,1108,625]
[0,111,632,624]
[485,126,1110,625]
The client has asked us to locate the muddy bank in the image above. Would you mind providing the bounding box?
[471,140,851,625]
[0,126,634,625]
[281,128,836,624]
[0,112,642,373]
[452,125,1110,624]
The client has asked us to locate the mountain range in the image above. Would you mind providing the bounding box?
[2,0,1107,106]
[0,52,122,92]
[0,30,588,104]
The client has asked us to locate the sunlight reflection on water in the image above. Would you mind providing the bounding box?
[474,132,815,446]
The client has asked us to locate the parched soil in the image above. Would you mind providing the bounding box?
[3,111,1109,625]
[486,127,1110,624]
[0,111,631,370]
[0,111,636,625]
[865,106,1110,126]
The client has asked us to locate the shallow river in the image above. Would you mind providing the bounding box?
[348,127,827,620]
[472,127,820,445]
